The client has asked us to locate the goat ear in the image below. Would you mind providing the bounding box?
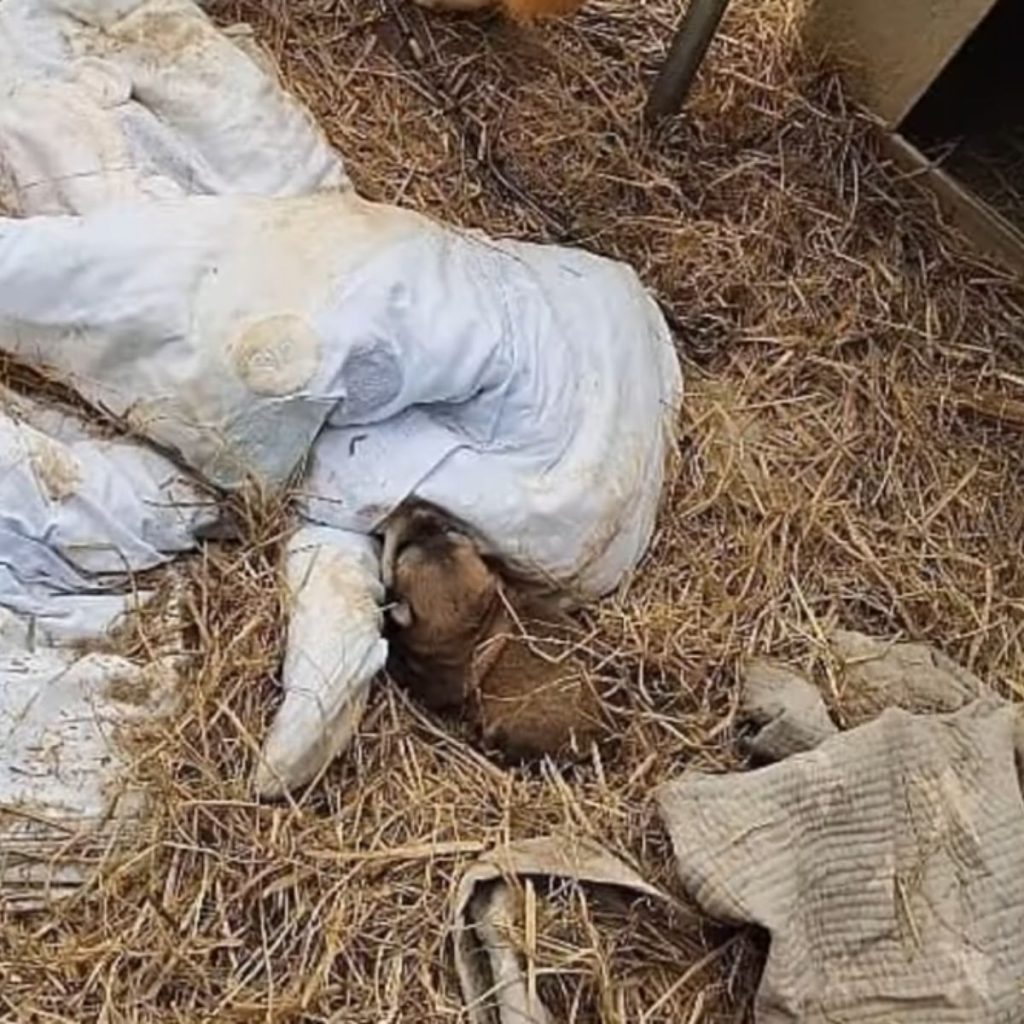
[390,601,413,628]
[380,523,402,590]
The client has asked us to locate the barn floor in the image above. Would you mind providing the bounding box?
[4,0,1024,1020]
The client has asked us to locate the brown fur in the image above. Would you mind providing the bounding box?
[382,503,605,760]
[409,0,586,22]
[471,594,604,760]
[501,0,587,21]
[383,504,500,711]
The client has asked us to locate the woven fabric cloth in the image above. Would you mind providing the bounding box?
[659,697,1024,1023]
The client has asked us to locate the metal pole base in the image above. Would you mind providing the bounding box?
[645,0,732,124]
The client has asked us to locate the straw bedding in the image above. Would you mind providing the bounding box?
[2,0,1024,1020]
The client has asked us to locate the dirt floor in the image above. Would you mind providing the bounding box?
[3,0,1024,1020]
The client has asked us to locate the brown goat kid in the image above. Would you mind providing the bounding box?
[381,504,605,761]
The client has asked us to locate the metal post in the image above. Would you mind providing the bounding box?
[645,0,733,124]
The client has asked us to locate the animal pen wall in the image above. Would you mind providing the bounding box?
[805,0,1024,272]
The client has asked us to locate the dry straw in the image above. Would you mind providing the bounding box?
[3,0,1024,1019]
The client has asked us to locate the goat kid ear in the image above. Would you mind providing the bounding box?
[380,507,424,590]
[389,601,413,628]
[380,525,401,590]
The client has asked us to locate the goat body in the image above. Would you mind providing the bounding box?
[382,503,604,760]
